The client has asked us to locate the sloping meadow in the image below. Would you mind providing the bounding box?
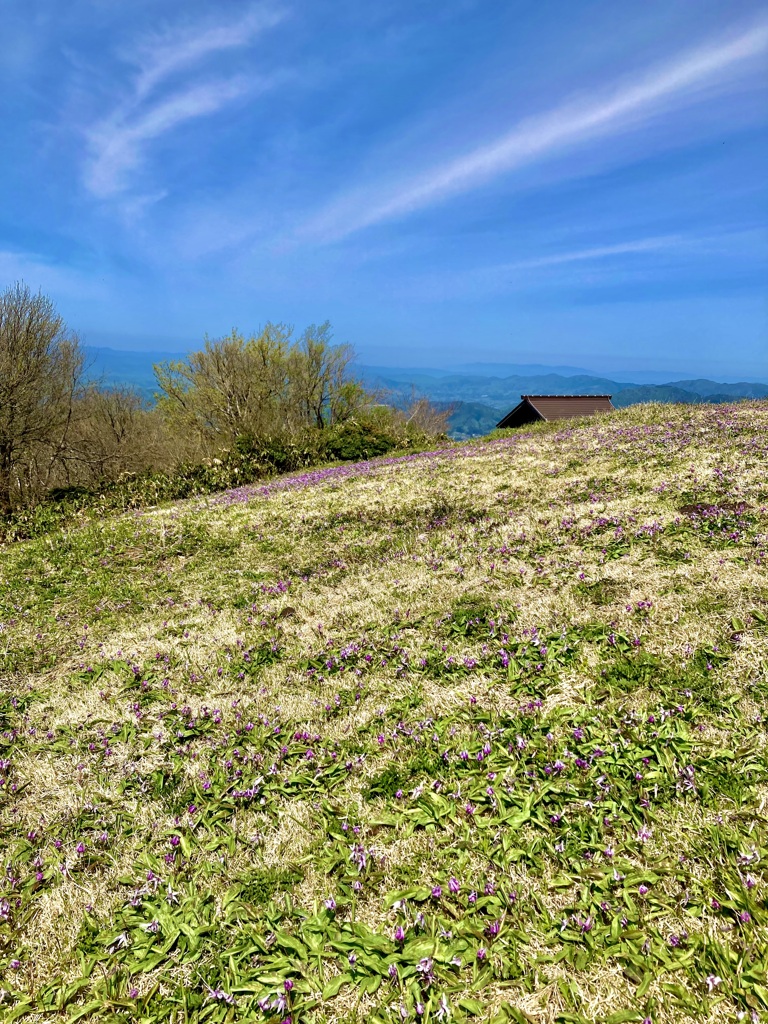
[0,402,767,1024]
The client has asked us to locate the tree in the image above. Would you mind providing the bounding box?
[403,393,453,436]
[0,282,85,512]
[154,322,366,446]
[65,386,166,486]
[288,322,364,429]
[154,325,294,448]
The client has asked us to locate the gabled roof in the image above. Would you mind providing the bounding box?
[496,394,614,429]
[523,395,614,420]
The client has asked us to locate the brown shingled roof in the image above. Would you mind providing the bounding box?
[496,394,614,429]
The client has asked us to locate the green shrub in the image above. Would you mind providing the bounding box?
[324,421,402,461]
[0,417,446,544]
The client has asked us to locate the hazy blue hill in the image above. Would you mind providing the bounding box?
[611,385,700,407]
[446,401,502,439]
[357,365,453,382]
[668,379,768,399]
[372,371,632,411]
[451,363,741,385]
[433,372,626,391]
[84,347,768,438]
[359,362,601,380]
[84,347,185,400]
[357,368,451,391]
[451,361,595,377]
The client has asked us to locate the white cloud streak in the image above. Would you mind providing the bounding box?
[303,21,768,242]
[468,230,763,285]
[86,78,252,198]
[84,5,283,198]
[129,6,284,99]
[398,231,758,301]
[501,235,686,271]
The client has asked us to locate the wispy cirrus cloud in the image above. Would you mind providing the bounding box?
[129,6,283,99]
[467,228,765,279]
[85,77,254,198]
[399,230,763,301]
[84,4,284,199]
[501,235,687,272]
[302,21,768,242]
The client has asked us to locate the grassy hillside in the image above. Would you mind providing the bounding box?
[1,402,767,1024]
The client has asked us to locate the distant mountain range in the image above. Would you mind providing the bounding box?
[85,347,184,395]
[358,366,768,439]
[85,347,768,440]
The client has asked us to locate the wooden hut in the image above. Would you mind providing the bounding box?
[496,394,614,429]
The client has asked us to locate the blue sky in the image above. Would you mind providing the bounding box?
[1,0,766,378]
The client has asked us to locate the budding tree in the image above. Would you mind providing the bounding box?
[154,321,366,446]
[0,282,85,512]
[288,321,362,429]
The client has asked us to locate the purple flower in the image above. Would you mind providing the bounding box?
[638,884,649,896]
[431,885,442,899]
[476,947,487,961]
[417,958,435,985]
[394,926,405,942]
[206,988,235,1005]
[574,915,593,933]
[448,876,460,894]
